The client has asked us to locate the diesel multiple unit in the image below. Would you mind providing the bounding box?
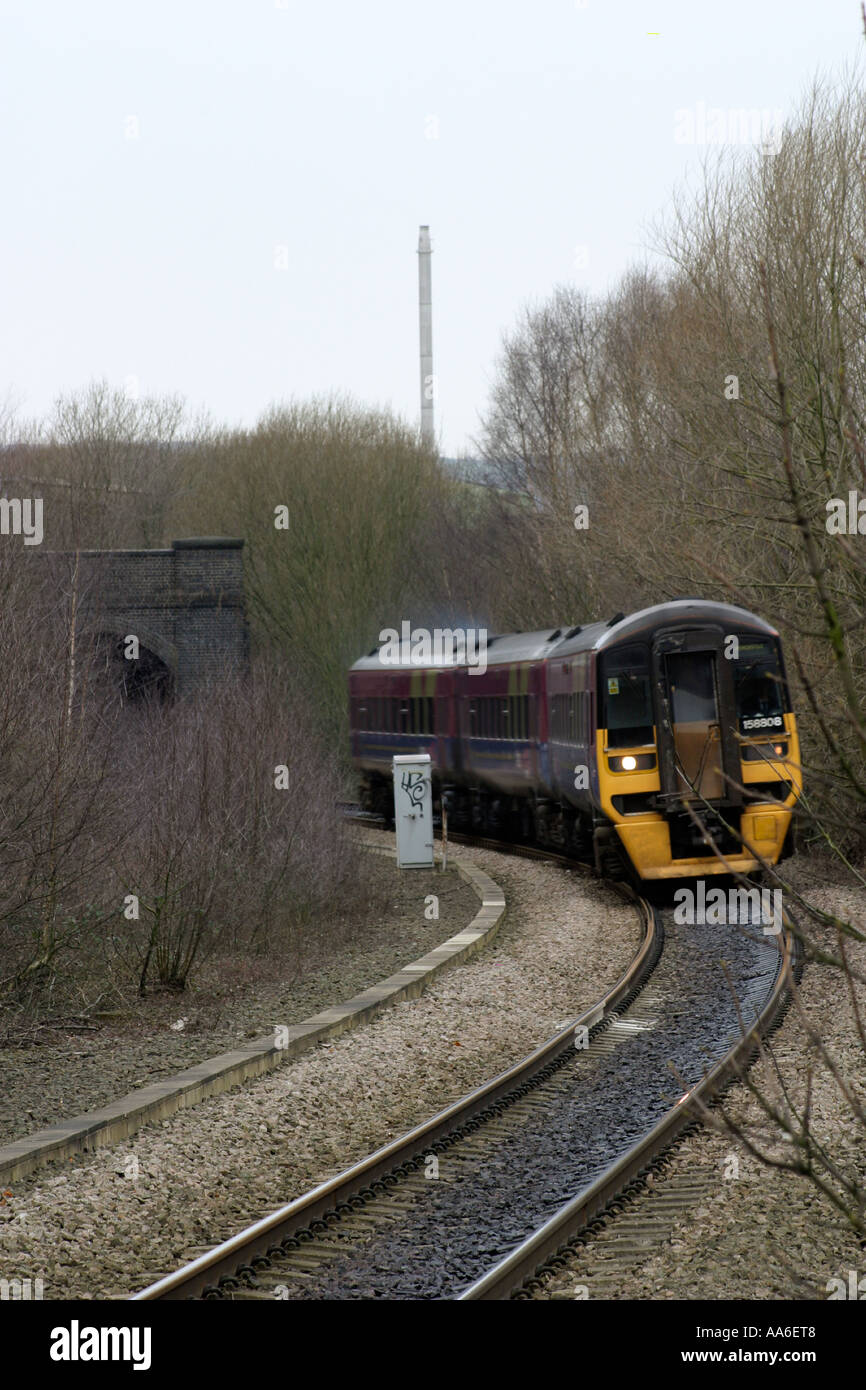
[348,601,801,881]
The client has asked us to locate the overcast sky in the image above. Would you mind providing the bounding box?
[1,0,861,455]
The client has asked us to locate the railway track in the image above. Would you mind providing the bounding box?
[132,830,797,1301]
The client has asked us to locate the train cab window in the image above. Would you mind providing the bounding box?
[601,645,654,748]
[666,652,717,724]
[733,638,786,732]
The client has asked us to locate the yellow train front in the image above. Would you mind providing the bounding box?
[548,600,801,880]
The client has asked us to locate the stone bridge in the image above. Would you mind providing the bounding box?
[67,537,249,698]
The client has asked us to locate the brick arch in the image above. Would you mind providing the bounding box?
[43,538,247,696]
[81,620,179,678]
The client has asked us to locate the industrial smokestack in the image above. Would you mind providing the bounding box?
[417,225,434,447]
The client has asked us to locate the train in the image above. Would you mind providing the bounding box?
[348,600,802,881]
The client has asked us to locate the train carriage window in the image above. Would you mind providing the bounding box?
[600,645,653,748]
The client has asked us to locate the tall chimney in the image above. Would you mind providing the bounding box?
[417,225,434,447]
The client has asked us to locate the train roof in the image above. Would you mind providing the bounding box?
[551,600,778,657]
[350,603,779,673]
[349,626,570,672]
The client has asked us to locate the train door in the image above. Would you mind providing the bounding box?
[651,632,742,811]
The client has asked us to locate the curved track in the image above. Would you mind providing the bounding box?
[132,832,796,1301]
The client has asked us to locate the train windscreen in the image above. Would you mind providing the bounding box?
[733,638,786,734]
[600,645,654,748]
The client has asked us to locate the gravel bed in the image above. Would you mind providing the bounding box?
[0,851,477,1146]
[538,876,866,1301]
[279,909,781,1298]
[0,833,640,1298]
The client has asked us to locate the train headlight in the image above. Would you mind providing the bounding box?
[742,741,788,761]
[608,753,655,772]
